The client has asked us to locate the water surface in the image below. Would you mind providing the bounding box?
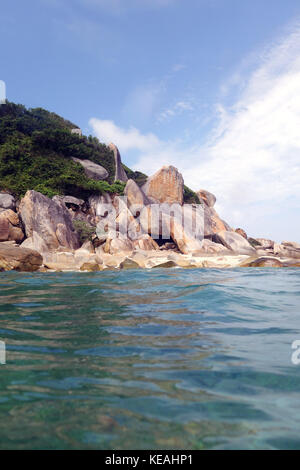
[0,268,299,450]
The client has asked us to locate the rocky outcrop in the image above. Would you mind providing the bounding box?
[72,157,109,181]
[108,143,128,183]
[235,228,247,239]
[274,242,300,259]
[197,189,216,207]
[53,195,84,208]
[142,165,184,205]
[203,205,231,236]
[213,230,256,255]
[0,209,24,243]
[124,179,150,210]
[282,241,300,250]
[197,239,230,254]
[0,243,43,271]
[0,193,16,210]
[19,190,80,252]
[243,257,284,268]
[255,238,275,249]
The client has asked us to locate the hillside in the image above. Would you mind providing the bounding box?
[0,102,199,203]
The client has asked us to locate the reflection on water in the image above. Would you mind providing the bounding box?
[0,268,300,449]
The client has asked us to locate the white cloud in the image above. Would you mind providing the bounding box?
[157,100,194,122]
[89,118,161,152]
[90,21,300,241]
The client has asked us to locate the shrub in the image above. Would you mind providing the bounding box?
[73,220,96,244]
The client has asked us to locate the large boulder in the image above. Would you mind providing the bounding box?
[104,237,134,255]
[142,165,184,205]
[203,205,231,236]
[0,193,16,210]
[138,205,203,254]
[108,143,128,183]
[19,190,80,252]
[0,209,24,243]
[244,257,284,268]
[197,239,230,254]
[0,243,43,271]
[72,157,109,181]
[213,230,256,255]
[197,189,216,207]
[124,179,149,210]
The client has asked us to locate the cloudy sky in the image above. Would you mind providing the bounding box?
[2,0,300,241]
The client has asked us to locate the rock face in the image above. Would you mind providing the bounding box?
[0,244,43,271]
[198,239,230,254]
[255,238,275,249]
[282,241,300,250]
[19,190,80,252]
[213,230,256,255]
[274,242,300,259]
[0,209,24,243]
[53,195,84,207]
[142,166,184,205]
[203,205,230,236]
[245,257,284,268]
[108,143,128,183]
[124,179,150,210]
[235,228,247,239]
[197,189,216,207]
[72,157,109,181]
[0,193,16,210]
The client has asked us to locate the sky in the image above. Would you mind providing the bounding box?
[1,0,300,242]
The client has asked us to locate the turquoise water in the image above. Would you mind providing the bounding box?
[0,268,300,450]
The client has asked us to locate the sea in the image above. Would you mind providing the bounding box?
[0,268,299,450]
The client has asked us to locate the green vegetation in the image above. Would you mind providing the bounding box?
[0,102,121,198]
[123,165,148,187]
[183,185,200,204]
[0,101,200,204]
[248,237,261,248]
[73,220,96,244]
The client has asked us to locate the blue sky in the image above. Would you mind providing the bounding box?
[1,0,300,241]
